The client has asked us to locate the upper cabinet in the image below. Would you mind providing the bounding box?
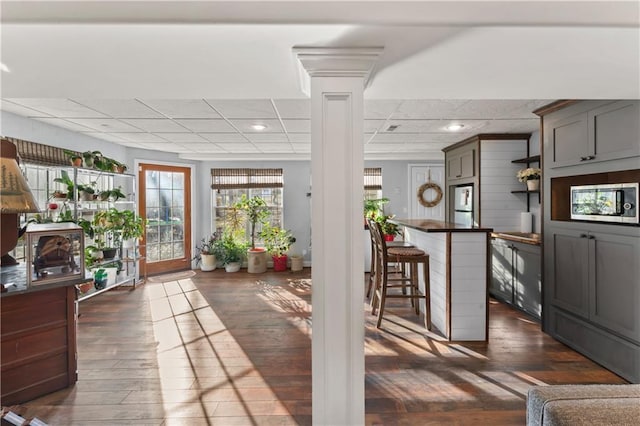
[545,100,640,169]
[447,147,475,181]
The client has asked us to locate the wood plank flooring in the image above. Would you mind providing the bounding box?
[17,269,626,425]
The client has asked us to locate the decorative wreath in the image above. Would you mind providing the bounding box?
[417,182,443,208]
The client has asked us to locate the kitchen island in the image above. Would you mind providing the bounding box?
[393,219,493,341]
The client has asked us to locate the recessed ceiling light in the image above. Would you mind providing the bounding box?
[0,63,10,73]
[251,124,267,131]
[446,123,465,131]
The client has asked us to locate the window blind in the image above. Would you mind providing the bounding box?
[4,137,72,166]
[211,168,284,189]
[364,167,382,190]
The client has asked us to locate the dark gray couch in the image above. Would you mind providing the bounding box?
[527,384,640,426]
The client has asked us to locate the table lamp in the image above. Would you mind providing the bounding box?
[1,139,40,263]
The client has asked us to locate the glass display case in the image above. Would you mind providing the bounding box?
[26,222,85,287]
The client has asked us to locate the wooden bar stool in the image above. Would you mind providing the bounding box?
[366,225,414,299]
[368,219,431,330]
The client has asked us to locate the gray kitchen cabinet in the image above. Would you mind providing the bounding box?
[547,227,640,343]
[546,100,640,168]
[490,237,541,320]
[447,148,475,181]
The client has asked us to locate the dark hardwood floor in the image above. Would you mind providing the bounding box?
[18,269,626,425]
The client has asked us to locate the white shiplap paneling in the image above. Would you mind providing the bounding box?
[480,139,528,231]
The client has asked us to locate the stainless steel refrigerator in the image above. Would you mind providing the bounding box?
[453,184,474,227]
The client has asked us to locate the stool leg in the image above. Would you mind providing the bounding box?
[412,263,420,315]
[424,257,431,330]
[366,241,375,299]
[376,263,388,328]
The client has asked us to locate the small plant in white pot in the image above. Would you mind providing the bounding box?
[193,232,221,271]
[213,232,248,273]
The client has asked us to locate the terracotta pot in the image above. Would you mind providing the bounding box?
[71,157,83,167]
[272,255,288,272]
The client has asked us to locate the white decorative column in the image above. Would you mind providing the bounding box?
[294,47,383,426]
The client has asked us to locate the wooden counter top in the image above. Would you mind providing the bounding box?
[392,219,493,233]
[491,232,541,246]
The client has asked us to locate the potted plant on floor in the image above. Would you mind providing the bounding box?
[235,194,271,273]
[259,224,296,272]
[193,232,221,271]
[213,232,248,272]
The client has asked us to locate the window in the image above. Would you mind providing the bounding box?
[364,167,382,200]
[211,168,284,241]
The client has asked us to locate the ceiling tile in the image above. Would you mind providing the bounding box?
[66,118,142,132]
[73,99,164,118]
[292,144,311,153]
[392,100,470,119]
[115,133,170,143]
[257,143,294,152]
[139,99,221,118]
[1,100,53,117]
[122,118,187,132]
[83,132,128,143]
[4,99,109,118]
[192,145,229,153]
[199,133,248,143]
[483,118,539,132]
[452,100,550,119]
[288,133,310,143]
[382,119,491,133]
[229,119,283,133]
[136,142,186,152]
[272,99,310,119]
[282,119,310,133]
[364,119,387,133]
[154,133,207,143]
[216,143,260,152]
[175,119,235,132]
[364,100,403,119]
[33,117,96,132]
[205,99,277,119]
[245,133,289,143]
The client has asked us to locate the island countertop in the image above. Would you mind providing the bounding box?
[392,219,493,233]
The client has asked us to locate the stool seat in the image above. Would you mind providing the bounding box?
[388,247,425,256]
[385,241,414,248]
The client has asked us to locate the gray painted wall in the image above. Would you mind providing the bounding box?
[2,111,423,265]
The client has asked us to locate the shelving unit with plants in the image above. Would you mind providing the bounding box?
[19,159,144,301]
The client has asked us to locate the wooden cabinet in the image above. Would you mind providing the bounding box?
[1,285,77,404]
[490,238,541,319]
[446,148,475,181]
[547,227,640,343]
[546,100,640,168]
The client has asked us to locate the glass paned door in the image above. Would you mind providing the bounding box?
[139,163,191,275]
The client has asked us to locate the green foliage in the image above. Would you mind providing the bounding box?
[52,170,75,199]
[376,214,400,236]
[234,194,271,249]
[364,198,389,221]
[192,231,222,265]
[259,224,296,257]
[212,232,248,265]
[119,210,146,241]
[92,208,127,249]
[99,186,126,202]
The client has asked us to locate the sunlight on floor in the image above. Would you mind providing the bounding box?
[146,278,294,422]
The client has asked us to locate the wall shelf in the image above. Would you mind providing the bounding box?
[512,155,540,164]
[511,190,540,194]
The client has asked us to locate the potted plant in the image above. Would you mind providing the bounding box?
[52,170,75,200]
[120,210,146,249]
[92,208,126,259]
[64,149,83,167]
[77,182,97,201]
[98,186,127,202]
[111,160,127,174]
[517,167,542,191]
[234,194,271,273]
[193,232,220,271]
[376,214,400,241]
[82,151,101,168]
[364,198,389,228]
[213,232,248,272]
[259,224,296,272]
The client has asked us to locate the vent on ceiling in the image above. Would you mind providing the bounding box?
[386,124,399,132]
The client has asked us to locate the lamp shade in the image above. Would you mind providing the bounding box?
[0,156,40,213]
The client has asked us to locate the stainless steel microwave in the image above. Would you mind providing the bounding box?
[570,183,638,224]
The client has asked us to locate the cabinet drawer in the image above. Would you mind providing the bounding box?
[1,352,70,404]
[1,325,67,367]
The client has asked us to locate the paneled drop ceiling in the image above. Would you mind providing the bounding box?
[0,98,551,160]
